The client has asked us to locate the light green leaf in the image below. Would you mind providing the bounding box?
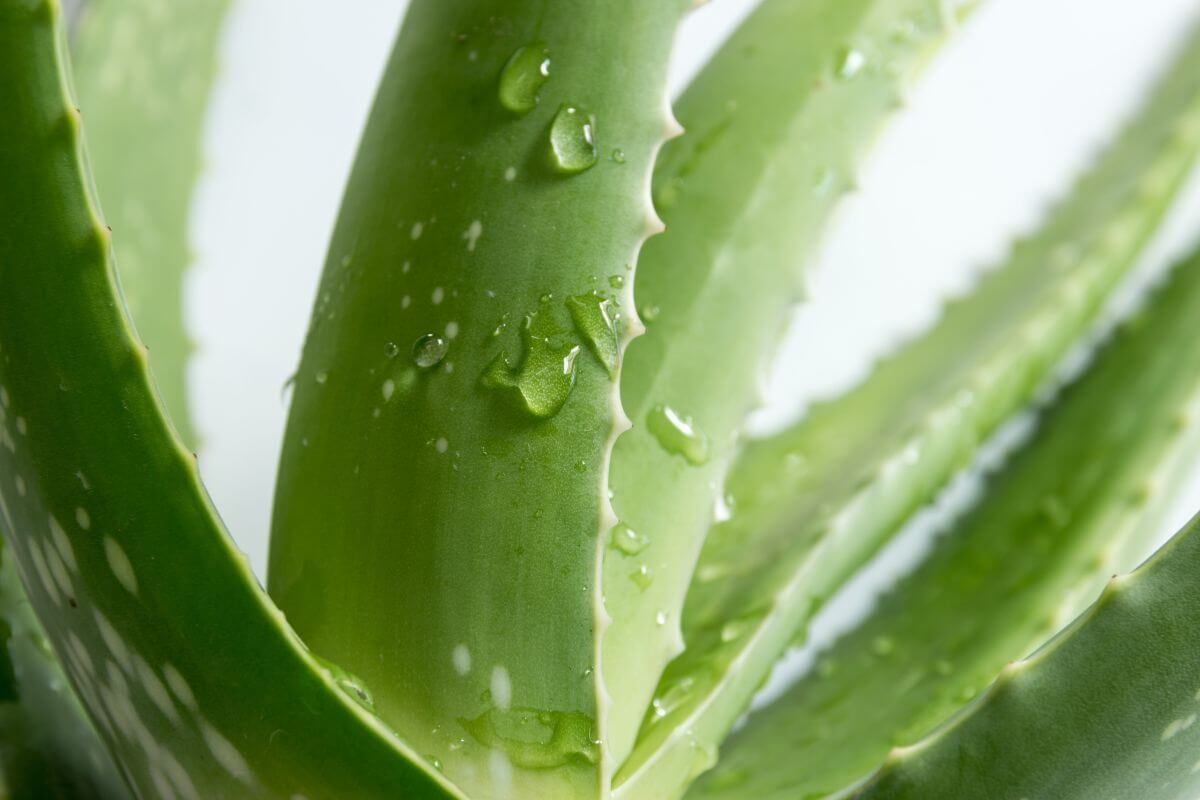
[0,2,464,797]
[690,232,1200,797]
[266,1,688,797]
[606,1,976,782]
[621,11,1200,800]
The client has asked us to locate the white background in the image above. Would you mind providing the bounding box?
[188,0,1200,673]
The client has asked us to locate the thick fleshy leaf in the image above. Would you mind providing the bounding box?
[266,1,687,797]
[0,1,233,794]
[605,2,976,783]
[621,11,1200,799]
[0,3,464,797]
[690,232,1200,797]
[854,425,1200,796]
[71,0,231,447]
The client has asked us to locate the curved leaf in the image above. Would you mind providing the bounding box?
[266,1,687,797]
[690,232,1200,798]
[856,425,1200,796]
[606,1,976,783]
[625,17,1200,798]
[0,3,462,797]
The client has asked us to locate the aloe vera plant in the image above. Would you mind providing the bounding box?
[5,0,1200,798]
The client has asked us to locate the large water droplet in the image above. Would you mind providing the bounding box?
[413,334,449,368]
[463,707,599,769]
[648,405,710,465]
[567,293,619,377]
[482,310,580,418]
[549,105,598,174]
[498,43,551,114]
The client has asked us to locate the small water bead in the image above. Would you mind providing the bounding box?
[314,371,328,385]
[648,405,710,465]
[611,148,626,164]
[498,43,551,114]
[630,564,653,591]
[610,523,649,556]
[413,334,449,368]
[549,105,598,174]
[425,755,444,772]
[836,46,866,79]
[384,341,400,358]
[608,274,625,289]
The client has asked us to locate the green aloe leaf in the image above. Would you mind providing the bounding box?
[266,1,687,797]
[688,229,1200,798]
[0,536,127,799]
[619,17,1200,797]
[0,1,233,794]
[0,2,464,797]
[71,0,230,448]
[848,318,1200,799]
[606,0,975,778]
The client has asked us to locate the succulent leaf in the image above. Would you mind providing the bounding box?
[613,17,1200,798]
[847,306,1200,798]
[71,0,231,448]
[0,3,464,797]
[0,1,233,793]
[689,230,1200,798]
[604,0,975,777]
[265,1,687,797]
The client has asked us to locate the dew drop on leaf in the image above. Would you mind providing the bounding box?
[567,292,619,377]
[498,42,550,114]
[549,104,598,174]
[648,404,711,465]
[836,46,866,79]
[610,522,649,555]
[413,333,449,368]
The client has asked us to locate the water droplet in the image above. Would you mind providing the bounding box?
[648,405,710,465]
[611,148,626,164]
[315,371,328,385]
[608,274,625,289]
[463,708,599,768]
[610,522,649,556]
[425,755,444,772]
[498,43,551,114]
[655,611,668,626]
[413,334,449,368]
[482,310,580,418]
[384,342,400,358]
[630,564,653,590]
[567,293,619,377]
[836,46,866,79]
[640,304,661,323]
[314,656,375,712]
[651,675,696,721]
[549,105,598,174]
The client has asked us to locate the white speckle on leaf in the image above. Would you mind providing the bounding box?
[199,718,253,779]
[432,287,444,305]
[382,380,396,402]
[504,166,517,181]
[76,507,91,530]
[410,222,424,239]
[453,644,471,675]
[435,437,449,454]
[104,537,138,595]
[1163,714,1196,741]
[491,665,512,710]
[463,220,483,252]
[445,321,459,340]
[163,663,196,709]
